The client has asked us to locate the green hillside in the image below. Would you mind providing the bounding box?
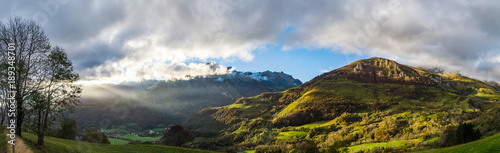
[185,57,500,152]
[419,132,500,153]
[22,133,215,153]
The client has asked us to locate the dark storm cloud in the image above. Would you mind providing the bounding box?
[2,0,500,82]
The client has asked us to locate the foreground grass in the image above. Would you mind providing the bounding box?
[0,126,7,152]
[23,133,215,153]
[419,132,500,153]
[109,138,130,145]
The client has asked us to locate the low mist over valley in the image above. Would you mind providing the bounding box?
[73,69,302,130]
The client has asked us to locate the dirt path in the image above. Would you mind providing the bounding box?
[6,137,33,153]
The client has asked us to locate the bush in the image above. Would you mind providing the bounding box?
[57,118,78,140]
[436,122,481,147]
[324,140,349,153]
[368,147,403,153]
[81,127,110,144]
[225,147,238,153]
[161,125,192,147]
[373,130,391,142]
[255,141,320,153]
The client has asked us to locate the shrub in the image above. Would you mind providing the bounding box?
[56,118,78,140]
[436,122,481,147]
[161,125,192,147]
[324,140,349,153]
[81,127,110,144]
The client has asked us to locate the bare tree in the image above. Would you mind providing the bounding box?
[0,16,51,136]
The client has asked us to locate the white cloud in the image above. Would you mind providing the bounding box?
[282,0,500,81]
[3,0,500,82]
[82,61,234,83]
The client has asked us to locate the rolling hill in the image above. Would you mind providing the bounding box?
[185,57,500,152]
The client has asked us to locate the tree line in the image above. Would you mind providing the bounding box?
[0,16,80,146]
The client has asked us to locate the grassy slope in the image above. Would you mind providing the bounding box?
[109,138,130,145]
[276,131,307,139]
[23,133,214,153]
[349,139,422,152]
[419,133,500,153]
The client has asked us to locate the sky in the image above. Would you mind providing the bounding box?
[1,0,500,83]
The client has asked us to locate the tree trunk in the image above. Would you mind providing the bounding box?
[39,100,51,146]
[37,133,44,146]
[15,94,23,137]
[36,104,43,146]
[0,110,5,125]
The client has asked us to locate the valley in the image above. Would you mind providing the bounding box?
[72,70,302,144]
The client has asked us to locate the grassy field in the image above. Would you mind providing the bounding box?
[227,96,275,118]
[349,139,420,152]
[297,121,330,128]
[118,134,162,142]
[22,133,215,153]
[276,131,307,139]
[152,128,164,132]
[109,138,130,145]
[419,133,500,153]
[101,128,128,133]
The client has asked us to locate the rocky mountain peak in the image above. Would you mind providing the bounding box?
[306,57,436,86]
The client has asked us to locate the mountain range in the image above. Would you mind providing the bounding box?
[185,57,500,152]
[72,70,302,130]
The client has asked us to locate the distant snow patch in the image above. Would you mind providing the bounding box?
[249,73,269,81]
[215,77,224,82]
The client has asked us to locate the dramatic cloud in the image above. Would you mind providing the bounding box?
[285,0,500,81]
[2,0,500,82]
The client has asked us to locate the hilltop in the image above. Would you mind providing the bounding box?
[185,57,500,152]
